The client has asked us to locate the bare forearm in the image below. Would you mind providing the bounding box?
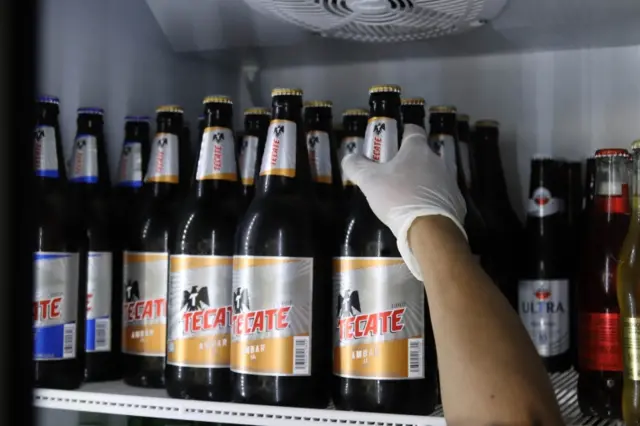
[409,216,562,426]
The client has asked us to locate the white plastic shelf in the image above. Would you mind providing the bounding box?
[33,370,619,425]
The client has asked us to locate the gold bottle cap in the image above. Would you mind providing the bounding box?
[304,100,333,108]
[595,148,630,158]
[369,84,401,94]
[271,88,303,97]
[401,97,425,106]
[203,95,232,105]
[475,119,500,128]
[429,105,457,114]
[631,139,640,151]
[244,107,270,116]
[342,108,369,117]
[457,113,470,122]
[156,105,183,114]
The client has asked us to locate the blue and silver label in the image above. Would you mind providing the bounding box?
[117,141,143,188]
[33,252,80,361]
[33,125,59,178]
[86,252,112,353]
[69,134,98,183]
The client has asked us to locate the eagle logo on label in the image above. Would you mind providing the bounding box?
[34,129,45,142]
[157,137,168,147]
[182,285,209,312]
[373,123,386,135]
[123,146,131,156]
[346,141,357,154]
[125,280,140,302]
[76,138,86,149]
[241,139,249,152]
[273,125,285,137]
[307,135,320,150]
[212,132,224,143]
[337,289,361,318]
[233,287,250,314]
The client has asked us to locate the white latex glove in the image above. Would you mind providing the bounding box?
[342,123,468,281]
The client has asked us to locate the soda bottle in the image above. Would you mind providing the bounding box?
[338,109,367,202]
[518,157,572,372]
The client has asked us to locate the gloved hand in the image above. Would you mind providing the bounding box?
[341,123,468,281]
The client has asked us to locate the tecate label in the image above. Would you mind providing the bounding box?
[239,135,259,186]
[118,141,143,188]
[69,135,99,183]
[34,125,59,178]
[527,187,562,217]
[231,256,313,376]
[260,119,297,178]
[167,255,233,368]
[339,136,363,186]
[333,257,425,380]
[196,127,237,181]
[364,117,398,163]
[86,252,113,353]
[458,142,472,189]
[122,251,168,356]
[145,133,179,184]
[624,317,640,380]
[306,130,332,184]
[518,279,569,357]
[33,252,80,361]
[429,134,457,175]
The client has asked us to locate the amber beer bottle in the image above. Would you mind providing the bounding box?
[338,109,367,202]
[333,85,437,415]
[232,88,328,407]
[238,108,270,209]
[122,105,184,388]
[578,149,630,418]
[519,157,572,372]
[401,97,426,127]
[166,96,240,400]
[617,142,640,425]
[33,96,87,389]
[68,108,121,381]
[456,114,474,195]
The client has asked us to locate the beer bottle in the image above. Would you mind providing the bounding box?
[618,142,640,425]
[456,114,474,195]
[578,149,629,418]
[181,120,194,194]
[68,108,120,381]
[338,109,367,202]
[232,88,329,408]
[166,96,240,401]
[333,85,437,415]
[33,96,87,389]
[197,115,205,149]
[519,157,572,372]
[401,97,426,127]
[238,108,270,210]
[122,105,184,388]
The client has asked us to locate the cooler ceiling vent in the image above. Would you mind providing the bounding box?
[241,0,508,42]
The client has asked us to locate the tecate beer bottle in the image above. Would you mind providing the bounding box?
[122,105,184,388]
[338,109,367,202]
[232,88,329,407]
[33,96,87,389]
[165,95,240,401]
[578,148,630,419]
[456,114,473,195]
[519,157,572,372]
[401,97,426,127]
[617,142,640,425]
[180,120,193,195]
[68,108,121,382]
[333,85,438,415]
[239,108,270,210]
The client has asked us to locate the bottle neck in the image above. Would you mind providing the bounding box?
[402,106,425,128]
[34,110,66,185]
[305,109,334,189]
[69,127,110,190]
[428,113,469,194]
[474,132,510,204]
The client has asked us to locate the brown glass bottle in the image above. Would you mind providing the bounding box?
[231,88,329,408]
[180,121,193,194]
[456,114,474,198]
[166,96,240,401]
[33,96,87,389]
[578,149,630,418]
[338,109,367,202]
[238,108,270,211]
[122,105,184,388]
[333,85,437,415]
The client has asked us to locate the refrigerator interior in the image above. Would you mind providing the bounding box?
[35,0,640,424]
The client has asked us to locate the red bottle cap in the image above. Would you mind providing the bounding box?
[595,148,629,158]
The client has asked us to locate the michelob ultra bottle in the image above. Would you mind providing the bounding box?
[519,157,572,372]
[122,105,184,388]
[68,107,121,381]
[333,85,438,415]
[338,109,367,202]
[578,149,629,419]
[232,88,329,408]
[239,107,270,210]
[33,96,87,389]
[166,96,240,401]
[617,142,640,425]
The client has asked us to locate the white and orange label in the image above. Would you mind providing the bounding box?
[231,256,313,376]
[196,127,237,181]
[364,117,398,163]
[306,130,332,184]
[239,135,259,186]
[259,119,296,178]
[333,257,425,380]
[145,133,179,184]
[339,136,363,186]
[122,251,169,356]
[167,255,232,368]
